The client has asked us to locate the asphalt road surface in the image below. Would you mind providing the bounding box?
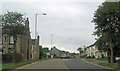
[15,59,113,71]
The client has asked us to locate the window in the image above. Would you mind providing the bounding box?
[93,46,95,49]
[10,36,14,44]
[31,46,33,51]
[8,48,11,50]
[4,36,7,41]
[0,48,2,52]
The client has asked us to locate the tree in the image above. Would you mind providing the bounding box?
[92,2,120,64]
[95,33,109,51]
[77,47,83,58]
[39,45,44,59]
[2,11,28,61]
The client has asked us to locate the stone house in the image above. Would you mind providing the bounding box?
[21,18,31,61]
[51,47,61,58]
[51,47,73,58]
[31,36,40,60]
[86,43,107,58]
[1,18,31,61]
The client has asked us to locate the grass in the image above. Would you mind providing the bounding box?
[86,60,97,62]
[96,58,108,61]
[1,58,49,70]
[98,62,120,68]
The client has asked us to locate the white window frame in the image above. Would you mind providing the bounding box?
[10,36,14,44]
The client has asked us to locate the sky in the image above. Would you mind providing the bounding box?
[0,0,107,53]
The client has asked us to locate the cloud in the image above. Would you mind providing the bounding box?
[1,0,105,2]
[1,1,103,53]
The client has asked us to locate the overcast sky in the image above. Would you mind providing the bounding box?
[1,0,106,53]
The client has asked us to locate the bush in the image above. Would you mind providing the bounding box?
[92,55,95,58]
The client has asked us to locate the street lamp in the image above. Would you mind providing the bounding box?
[34,13,46,59]
[35,13,46,39]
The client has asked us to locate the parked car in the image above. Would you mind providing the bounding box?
[116,57,120,63]
[61,53,67,59]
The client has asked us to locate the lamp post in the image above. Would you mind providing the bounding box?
[35,13,46,39]
[35,13,46,59]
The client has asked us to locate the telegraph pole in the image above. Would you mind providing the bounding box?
[35,14,37,39]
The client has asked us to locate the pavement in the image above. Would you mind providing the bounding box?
[13,58,114,71]
[84,58,108,64]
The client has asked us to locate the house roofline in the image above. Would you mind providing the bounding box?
[87,41,97,48]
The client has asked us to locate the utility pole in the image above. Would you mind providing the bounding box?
[51,34,54,58]
[35,14,37,39]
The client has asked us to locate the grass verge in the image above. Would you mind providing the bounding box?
[98,62,120,68]
[96,58,108,61]
[1,58,49,70]
[86,60,97,62]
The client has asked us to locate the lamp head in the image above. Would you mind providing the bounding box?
[43,13,47,15]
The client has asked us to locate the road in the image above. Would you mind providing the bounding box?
[15,59,113,71]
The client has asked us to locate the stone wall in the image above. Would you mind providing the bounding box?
[2,53,22,63]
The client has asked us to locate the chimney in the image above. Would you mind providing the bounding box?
[37,35,39,45]
[25,18,29,27]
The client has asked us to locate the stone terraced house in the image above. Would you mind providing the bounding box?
[31,36,40,60]
[86,43,108,58]
[1,18,31,62]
